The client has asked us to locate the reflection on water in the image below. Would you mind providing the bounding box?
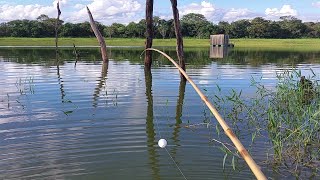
[56,63,66,102]
[171,79,186,162]
[93,62,108,108]
[144,69,160,179]
[1,47,320,67]
[0,47,320,179]
[210,47,230,59]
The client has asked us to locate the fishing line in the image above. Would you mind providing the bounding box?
[164,147,188,180]
[153,99,188,180]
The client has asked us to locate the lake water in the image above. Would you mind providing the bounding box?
[0,47,320,179]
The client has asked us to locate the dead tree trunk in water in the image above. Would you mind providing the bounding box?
[170,0,186,78]
[87,6,108,63]
[55,1,61,55]
[144,0,154,70]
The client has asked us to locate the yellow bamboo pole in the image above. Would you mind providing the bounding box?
[145,48,267,180]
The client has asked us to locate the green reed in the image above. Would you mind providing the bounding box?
[15,76,35,95]
[208,69,320,178]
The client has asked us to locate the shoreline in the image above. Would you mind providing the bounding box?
[0,38,319,51]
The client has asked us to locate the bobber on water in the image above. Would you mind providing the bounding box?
[158,139,167,148]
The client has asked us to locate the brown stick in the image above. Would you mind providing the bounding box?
[144,0,154,70]
[55,1,61,54]
[87,6,108,63]
[170,0,186,74]
[73,43,80,67]
[145,48,267,180]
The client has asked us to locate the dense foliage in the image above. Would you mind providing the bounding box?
[0,13,319,38]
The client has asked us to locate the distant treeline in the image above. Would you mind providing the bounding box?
[0,13,319,39]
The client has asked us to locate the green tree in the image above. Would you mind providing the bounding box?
[110,23,126,37]
[279,16,307,38]
[181,13,211,38]
[36,14,50,22]
[36,14,63,37]
[229,20,251,38]
[0,23,9,37]
[78,22,92,37]
[136,19,146,37]
[104,26,115,38]
[125,22,138,37]
[217,21,230,34]
[158,19,169,39]
[308,22,320,37]
[181,13,207,24]
[6,20,32,37]
[167,19,175,38]
[248,17,270,38]
[59,22,79,37]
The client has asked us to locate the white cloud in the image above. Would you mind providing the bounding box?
[222,8,258,22]
[180,1,219,21]
[0,0,72,22]
[74,4,85,9]
[179,1,258,22]
[298,14,320,22]
[265,5,298,18]
[312,1,320,8]
[181,1,215,17]
[53,0,68,6]
[0,0,142,24]
[0,1,315,25]
[0,4,56,22]
[68,0,142,24]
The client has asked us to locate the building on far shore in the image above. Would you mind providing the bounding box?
[210,34,234,47]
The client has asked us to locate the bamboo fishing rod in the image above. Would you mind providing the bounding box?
[144,48,267,180]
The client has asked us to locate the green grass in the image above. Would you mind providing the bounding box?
[0,37,320,51]
[231,38,320,51]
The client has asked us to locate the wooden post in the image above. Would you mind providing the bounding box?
[87,6,108,63]
[55,1,61,54]
[175,79,186,124]
[144,0,154,70]
[170,0,186,74]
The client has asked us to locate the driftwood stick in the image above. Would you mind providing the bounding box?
[145,48,267,180]
[55,1,61,54]
[87,6,108,63]
[144,0,154,70]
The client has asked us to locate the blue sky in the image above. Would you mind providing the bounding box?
[0,0,319,24]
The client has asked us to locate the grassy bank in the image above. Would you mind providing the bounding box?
[0,38,319,51]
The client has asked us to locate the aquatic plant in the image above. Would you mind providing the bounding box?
[15,76,35,95]
[209,69,320,178]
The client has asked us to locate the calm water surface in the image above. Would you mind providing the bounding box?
[0,47,320,179]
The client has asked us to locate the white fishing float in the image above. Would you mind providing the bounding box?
[158,139,167,148]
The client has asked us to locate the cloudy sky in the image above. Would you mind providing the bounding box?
[0,0,319,24]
